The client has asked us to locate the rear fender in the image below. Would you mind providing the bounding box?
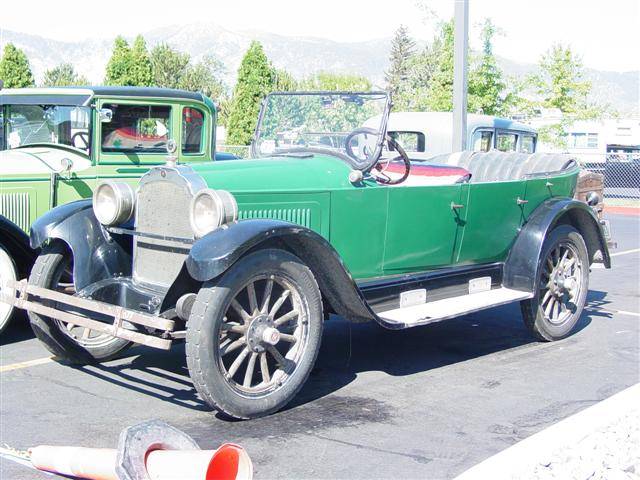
[504,197,610,293]
[30,200,131,291]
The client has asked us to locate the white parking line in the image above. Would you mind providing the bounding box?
[0,356,53,373]
[610,248,640,257]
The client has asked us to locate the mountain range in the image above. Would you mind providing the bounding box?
[1,24,638,114]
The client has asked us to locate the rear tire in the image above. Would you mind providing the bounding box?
[28,242,132,363]
[521,225,589,341]
[0,245,18,334]
[186,249,323,419]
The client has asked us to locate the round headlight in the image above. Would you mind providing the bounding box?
[92,181,135,226]
[190,189,238,238]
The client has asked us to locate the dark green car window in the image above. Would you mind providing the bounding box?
[182,107,205,154]
[101,104,171,153]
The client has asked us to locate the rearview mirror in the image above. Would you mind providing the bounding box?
[99,108,113,123]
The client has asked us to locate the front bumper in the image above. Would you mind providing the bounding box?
[0,280,176,349]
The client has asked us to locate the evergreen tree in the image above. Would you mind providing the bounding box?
[41,63,89,87]
[272,68,297,91]
[150,43,190,89]
[0,43,35,88]
[385,25,415,109]
[467,19,509,115]
[104,36,133,85]
[226,41,275,145]
[129,35,153,86]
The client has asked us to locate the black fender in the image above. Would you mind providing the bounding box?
[30,200,131,291]
[504,197,611,293]
[0,215,37,278]
[187,219,377,323]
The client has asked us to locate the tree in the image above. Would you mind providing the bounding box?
[150,43,190,89]
[530,43,600,146]
[0,43,35,88]
[424,20,455,111]
[129,35,153,86]
[385,25,415,108]
[226,41,275,145]
[272,68,297,91]
[104,35,152,86]
[300,72,372,91]
[41,63,89,87]
[180,55,227,100]
[467,19,510,116]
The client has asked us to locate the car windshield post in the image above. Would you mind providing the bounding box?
[251,91,391,171]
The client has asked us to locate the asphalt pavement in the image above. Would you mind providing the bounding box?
[1,213,638,480]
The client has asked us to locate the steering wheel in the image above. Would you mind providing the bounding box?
[373,134,411,185]
[344,127,379,165]
[71,132,90,150]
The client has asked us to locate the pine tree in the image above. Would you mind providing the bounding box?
[468,19,508,116]
[41,63,89,87]
[150,43,190,89]
[0,43,35,88]
[104,36,133,85]
[226,41,275,145]
[130,35,153,86]
[385,25,415,109]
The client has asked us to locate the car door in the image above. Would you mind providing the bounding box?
[383,184,465,274]
[455,175,527,265]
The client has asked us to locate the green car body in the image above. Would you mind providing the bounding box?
[0,91,610,419]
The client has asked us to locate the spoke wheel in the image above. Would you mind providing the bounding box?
[217,274,308,396]
[186,248,323,419]
[521,225,589,342]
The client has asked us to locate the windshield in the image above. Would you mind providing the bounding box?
[3,105,91,152]
[252,91,391,169]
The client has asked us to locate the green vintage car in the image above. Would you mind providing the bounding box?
[0,86,227,332]
[1,91,610,419]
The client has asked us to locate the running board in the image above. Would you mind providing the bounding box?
[377,287,532,328]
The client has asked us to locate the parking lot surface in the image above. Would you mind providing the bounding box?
[1,213,638,479]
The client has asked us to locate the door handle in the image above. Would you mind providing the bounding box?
[516,197,529,205]
[450,202,465,210]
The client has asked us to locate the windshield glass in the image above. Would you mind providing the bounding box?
[253,92,390,169]
[4,105,91,152]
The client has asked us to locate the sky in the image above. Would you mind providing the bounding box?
[1,0,639,72]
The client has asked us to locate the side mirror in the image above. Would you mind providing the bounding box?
[99,108,113,123]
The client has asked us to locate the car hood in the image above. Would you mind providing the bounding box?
[0,146,92,176]
[190,154,354,193]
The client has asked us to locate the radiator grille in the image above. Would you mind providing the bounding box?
[239,208,311,227]
[0,193,30,232]
[133,178,194,289]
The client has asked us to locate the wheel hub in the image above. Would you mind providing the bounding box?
[246,314,280,353]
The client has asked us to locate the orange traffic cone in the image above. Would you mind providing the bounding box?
[29,443,252,480]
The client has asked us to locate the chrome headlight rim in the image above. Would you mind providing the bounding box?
[189,188,238,238]
[92,181,136,226]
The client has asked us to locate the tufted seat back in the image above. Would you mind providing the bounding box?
[431,151,577,183]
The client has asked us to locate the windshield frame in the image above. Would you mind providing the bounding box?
[2,103,93,156]
[251,91,391,172]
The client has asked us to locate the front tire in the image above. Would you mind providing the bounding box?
[186,249,323,419]
[521,225,589,341]
[28,242,132,363]
[0,245,18,334]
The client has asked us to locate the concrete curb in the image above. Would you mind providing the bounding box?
[455,383,640,479]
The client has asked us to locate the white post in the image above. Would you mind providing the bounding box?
[452,0,469,151]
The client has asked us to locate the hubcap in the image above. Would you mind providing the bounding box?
[217,274,307,395]
[539,243,582,325]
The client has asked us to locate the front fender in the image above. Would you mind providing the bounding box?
[187,219,376,323]
[30,200,131,290]
[0,215,37,277]
[504,197,611,293]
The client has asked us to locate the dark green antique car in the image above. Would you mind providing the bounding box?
[0,92,610,419]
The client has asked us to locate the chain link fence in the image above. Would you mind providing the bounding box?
[577,152,640,208]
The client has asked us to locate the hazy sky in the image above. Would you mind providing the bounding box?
[1,0,638,72]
